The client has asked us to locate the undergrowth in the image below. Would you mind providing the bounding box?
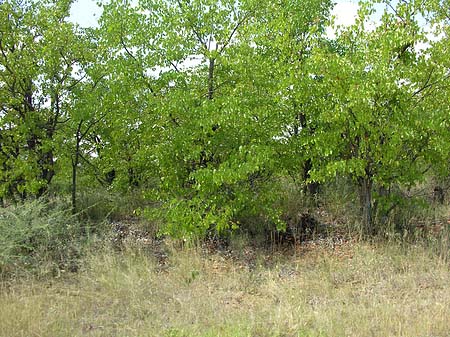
[0,183,448,336]
[0,198,101,278]
[1,240,449,337]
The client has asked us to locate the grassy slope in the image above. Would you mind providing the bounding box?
[1,240,449,337]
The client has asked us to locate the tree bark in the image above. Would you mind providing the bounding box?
[208,58,215,100]
[71,155,78,214]
[359,175,373,235]
[72,121,83,214]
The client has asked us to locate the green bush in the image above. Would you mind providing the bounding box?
[0,198,91,277]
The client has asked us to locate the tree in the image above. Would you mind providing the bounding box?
[306,0,450,233]
[92,0,334,237]
[251,0,332,195]
[139,0,279,236]
[0,0,88,199]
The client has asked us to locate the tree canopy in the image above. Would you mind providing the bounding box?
[1,0,449,236]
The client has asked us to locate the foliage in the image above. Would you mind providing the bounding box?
[0,0,90,199]
[304,0,450,233]
[101,0,334,237]
[0,0,449,238]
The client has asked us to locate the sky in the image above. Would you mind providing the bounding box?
[69,0,362,30]
[70,0,103,28]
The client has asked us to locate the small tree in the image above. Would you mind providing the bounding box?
[307,0,450,233]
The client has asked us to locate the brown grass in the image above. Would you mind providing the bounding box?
[1,239,449,337]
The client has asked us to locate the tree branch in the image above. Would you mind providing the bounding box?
[175,0,208,52]
[119,24,156,95]
[412,69,450,98]
[218,14,249,54]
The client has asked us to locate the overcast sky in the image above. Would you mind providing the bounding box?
[70,0,103,28]
[69,0,362,30]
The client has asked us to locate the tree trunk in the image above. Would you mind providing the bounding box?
[72,121,83,214]
[302,158,319,195]
[297,111,318,196]
[37,151,55,197]
[359,176,373,235]
[71,142,80,215]
[71,156,77,214]
[207,58,215,100]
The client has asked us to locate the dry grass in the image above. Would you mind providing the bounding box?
[1,239,449,337]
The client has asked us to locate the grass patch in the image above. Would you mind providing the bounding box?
[1,240,449,337]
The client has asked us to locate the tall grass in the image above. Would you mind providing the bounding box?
[0,181,448,336]
[1,240,449,337]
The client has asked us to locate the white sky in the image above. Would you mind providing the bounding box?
[332,1,360,26]
[326,1,360,38]
[70,0,102,27]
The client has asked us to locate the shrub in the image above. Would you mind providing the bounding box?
[0,198,91,277]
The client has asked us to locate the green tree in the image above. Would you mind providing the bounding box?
[0,0,88,199]
[94,0,333,237]
[154,0,333,236]
[306,0,450,233]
